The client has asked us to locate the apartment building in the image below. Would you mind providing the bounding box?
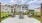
[1,2,28,13]
[1,3,11,12]
[34,8,40,12]
[14,4,28,12]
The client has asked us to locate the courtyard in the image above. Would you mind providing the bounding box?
[0,0,42,23]
[1,15,40,23]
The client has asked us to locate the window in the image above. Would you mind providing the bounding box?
[22,6,24,8]
[22,8,24,10]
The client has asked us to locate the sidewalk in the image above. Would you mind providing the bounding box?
[1,15,40,23]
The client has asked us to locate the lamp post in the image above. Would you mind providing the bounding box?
[40,3,42,23]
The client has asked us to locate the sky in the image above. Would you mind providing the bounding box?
[0,0,42,9]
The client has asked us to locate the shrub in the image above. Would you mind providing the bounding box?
[24,12,29,15]
[34,12,40,17]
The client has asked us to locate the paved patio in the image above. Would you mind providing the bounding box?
[1,15,40,23]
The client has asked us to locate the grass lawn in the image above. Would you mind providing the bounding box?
[1,12,40,21]
[35,17,40,21]
[33,16,40,21]
[34,12,40,21]
[1,12,10,21]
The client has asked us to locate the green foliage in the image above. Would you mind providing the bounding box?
[1,12,9,17]
[33,12,40,21]
[29,11,34,14]
[24,12,29,15]
[13,11,34,15]
[34,12,40,17]
[13,12,20,15]
[1,12,10,21]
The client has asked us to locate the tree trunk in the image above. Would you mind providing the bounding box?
[40,3,42,23]
[14,8,15,16]
[0,2,1,22]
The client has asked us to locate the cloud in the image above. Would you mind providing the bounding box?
[28,4,40,10]
[0,0,1,2]
[27,0,42,4]
[27,0,41,9]
[10,0,29,4]
[10,0,18,4]
[1,2,8,5]
[20,0,28,4]
[1,0,41,10]
[10,0,42,4]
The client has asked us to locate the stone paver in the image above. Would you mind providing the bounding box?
[1,15,40,23]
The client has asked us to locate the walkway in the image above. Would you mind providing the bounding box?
[1,15,40,23]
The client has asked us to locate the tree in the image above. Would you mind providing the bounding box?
[11,6,14,13]
[10,6,16,17]
[40,3,42,23]
[0,2,1,22]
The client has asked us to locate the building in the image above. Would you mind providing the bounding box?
[34,8,40,12]
[1,3,28,13]
[1,2,11,12]
[15,4,28,12]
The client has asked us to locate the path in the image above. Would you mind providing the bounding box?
[1,15,40,23]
